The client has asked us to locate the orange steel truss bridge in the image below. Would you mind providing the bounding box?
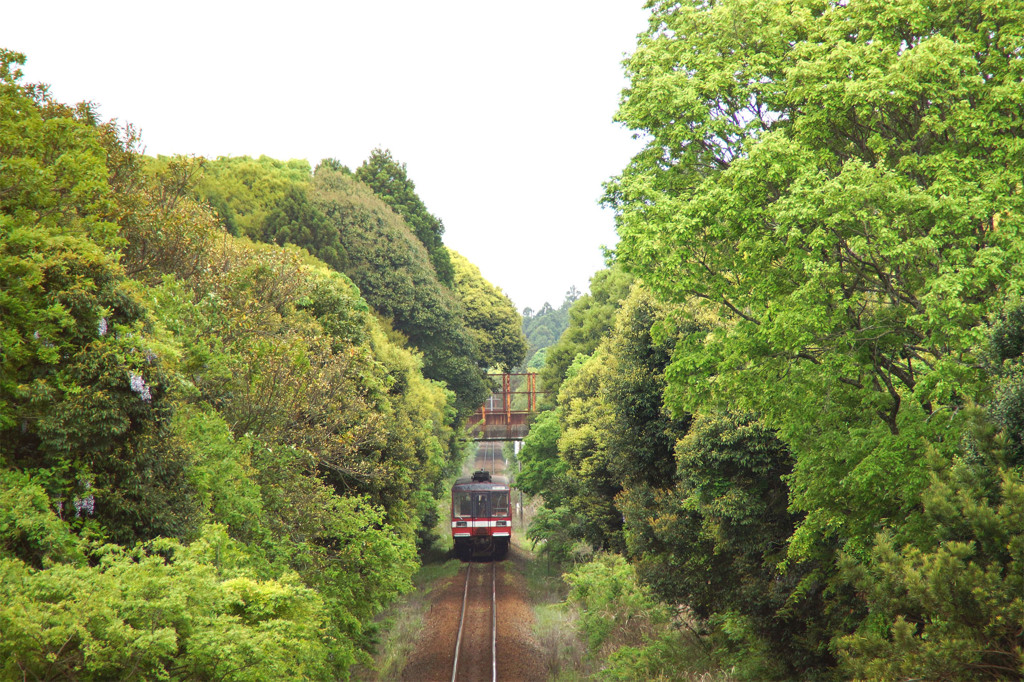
[466,373,546,441]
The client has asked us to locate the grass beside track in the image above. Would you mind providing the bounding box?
[356,556,463,681]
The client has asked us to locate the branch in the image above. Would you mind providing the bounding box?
[689,291,761,325]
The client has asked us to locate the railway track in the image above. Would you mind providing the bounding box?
[477,440,502,475]
[451,561,497,682]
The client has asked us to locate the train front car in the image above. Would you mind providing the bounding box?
[451,470,511,560]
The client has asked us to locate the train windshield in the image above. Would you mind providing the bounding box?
[453,491,473,518]
[491,491,509,517]
[453,490,509,518]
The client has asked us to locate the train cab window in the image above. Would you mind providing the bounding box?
[491,491,509,517]
[474,493,490,518]
[454,491,472,517]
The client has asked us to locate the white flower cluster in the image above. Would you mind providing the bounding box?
[129,372,152,402]
[98,317,108,336]
[74,494,95,517]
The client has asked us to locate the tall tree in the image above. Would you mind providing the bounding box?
[449,250,527,370]
[355,148,455,286]
[0,49,196,542]
[309,168,489,418]
[607,0,1024,555]
[605,0,1024,676]
[197,157,490,419]
[539,265,633,395]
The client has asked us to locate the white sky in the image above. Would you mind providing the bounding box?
[2,1,649,313]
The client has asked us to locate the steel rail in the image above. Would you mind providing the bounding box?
[451,562,472,682]
[491,560,497,682]
[450,561,499,682]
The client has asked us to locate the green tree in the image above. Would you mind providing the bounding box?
[0,50,198,545]
[542,287,688,555]
[608,0,1024,561]
[514,409,564,501]
[540,265,633,396]
[0,50,457,678]
[606,1,1024,676]
[195,155,312,238]
[354,148,454,285]
[261,183,348,273]
[603,286,689,488]
[195,157,489,419]
[309,168,488,417]
[521,288,577,367]
[832,310,1024,679]
[836,413,1024,680]
[557,351,622,551]
[449,250,527,370]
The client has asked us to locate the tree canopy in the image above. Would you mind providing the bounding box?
[196,156,506,419]
[0,49,503,679]
[354,148,455,286]
[608,0,1024,555]
[512,2,1024,677]
[591,0,1024,676]
[539,264,633,396]
[449,250,527,371]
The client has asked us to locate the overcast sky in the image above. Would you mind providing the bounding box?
[3,1,649,313]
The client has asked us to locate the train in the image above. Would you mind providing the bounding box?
[451,469,511,559]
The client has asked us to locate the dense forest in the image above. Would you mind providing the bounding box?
[516,0,1024,680]
[4,0,1024,679]
[0,47,526,679]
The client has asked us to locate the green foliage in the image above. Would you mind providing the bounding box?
[309,168,488,417]
[0,50,199,546]
[599,629,719,682]
[609,0,1024,557]
[596,0,1024,678]
[0,470,84,568]
[0,51,464,678]
[563,553,727,681]
[603,286,689,488]
[449,250,527,370]
[540,265,633,396]
[526,346,547,371]
[115,152,220,283]
[557,350,623,551]
[669,412,795,612]
[0,525,340,681]
[627,411,839,678]
[262,182,348,273]
[830,318,1024,678]
[195,155,312,239]
[836,418,1024,680]
[521,287,579,366]
[515,409,564,499]
[543,287,690,556]
[564,553,671,657]
[991,303,1024,466]
[197,155,495,420]
[354,148,454,286]
[527,505,586,567]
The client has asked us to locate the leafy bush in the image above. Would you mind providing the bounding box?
[565,554,723,681]
[0,525,337,681]
[565,553,669,655]
[836,420,1024,680]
